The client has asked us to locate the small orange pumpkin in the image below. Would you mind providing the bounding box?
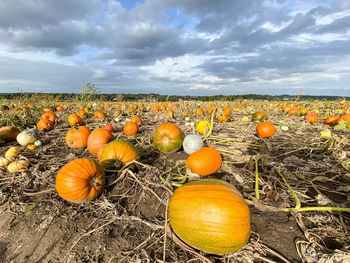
[65,126,91,148]
[305,114,318,124]
[123,121,139,136]
[100,140,139,170]
[217,115,229,122]
[169,179,250,254]
[186,147,222,176]
[130,116,142,126]
[56,158,105,203]
[67,114,84,127]
[41,112,57,123]
[87,128,114,159]
[324,115,338,126]
[256,121,275,138]
[153,123,184,153]
[93,111,106,121]
[337,113,350,124]
[36,119,54,131]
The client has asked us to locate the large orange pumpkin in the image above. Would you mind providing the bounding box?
[56,158,105,203]
[256,121,275,138]
[87,128,114,159]
[186,147,222,176]
[169,179,251,254]
[65,126,91,148]
[100,140,139,170]
[153,123,184,153]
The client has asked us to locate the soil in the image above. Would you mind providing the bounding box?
[0,107,350,263]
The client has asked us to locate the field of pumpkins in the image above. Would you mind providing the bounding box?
[0,96,350,262]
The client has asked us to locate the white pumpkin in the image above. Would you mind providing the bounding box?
[34,140,42,147]
[183,134,204,155]
[16,130,37,146]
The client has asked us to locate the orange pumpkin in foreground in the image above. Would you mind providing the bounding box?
[100,140,139,170]
[324,115,338,126]
[56,158,105,203]
[153,123,184,153]
[87,128,114,159]
[169,179,251,254]
[65,126,91,148]
[256,121,275,138]
[186,147,222,176]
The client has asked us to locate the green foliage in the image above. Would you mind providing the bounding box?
[75,82,100,103]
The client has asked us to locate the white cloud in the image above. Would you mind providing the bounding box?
[0,0,349,96]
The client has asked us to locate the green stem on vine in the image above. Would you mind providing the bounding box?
[255,158,260,200]
[276,167,301,209]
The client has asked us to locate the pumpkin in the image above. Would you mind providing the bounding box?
[299,107,308,116]
[87,128,114,159]
[305,114,318,124]
[7,160,29,173]
[65,126,91,148]
[40,112,57,123]
[67,114,84,127]
[337,113,350,124]
[100,140,139,170]
[77,109,88,119]
[287,108,299,116]
[183,134,204,155]
[196,121,211,135]
[166,109,174,118]
[130,116,142,126]
[195,108,204,116]
[186,147,222,176]
[103,124,114,132]
[34,140,42,147]
[0,156,15,167]
[56,158,105,203]
[93,111,106,121]
[217,115,229,122]
[123,121,139,136]
[324,115,338,126]
[37,119,54,131]
[222,107,232,116]
[5,146,21,157]
[16,130,37,146]
[169,179,250,254]
[27,144,37,150]
[153,123,184,153]
[256,121,276,138]
[251,111,267,122]
[0,126,21,143]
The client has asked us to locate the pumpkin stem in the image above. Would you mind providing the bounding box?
[89,177,100,187]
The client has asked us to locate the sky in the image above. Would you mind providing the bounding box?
[0,0,350,96]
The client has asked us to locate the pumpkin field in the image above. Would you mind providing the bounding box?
[0,94,350,263]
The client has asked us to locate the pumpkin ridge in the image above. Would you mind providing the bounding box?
[170,217,250,227]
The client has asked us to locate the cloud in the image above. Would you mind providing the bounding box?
[0,0,349,96]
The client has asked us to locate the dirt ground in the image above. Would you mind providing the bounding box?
[0,106,350,263]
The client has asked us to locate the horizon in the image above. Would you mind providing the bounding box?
[0,0,350,96]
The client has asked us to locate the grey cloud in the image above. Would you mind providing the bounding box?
[0,0,101,30]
